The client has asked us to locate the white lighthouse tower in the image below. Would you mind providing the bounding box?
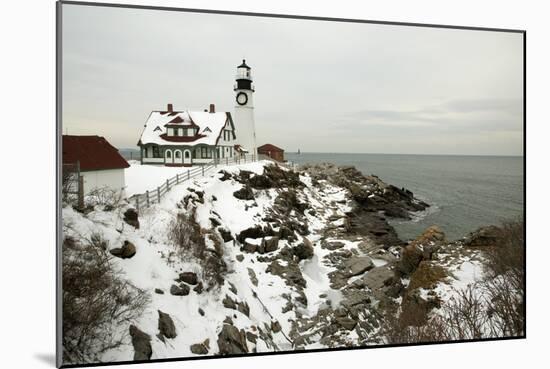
[233,59,257,156]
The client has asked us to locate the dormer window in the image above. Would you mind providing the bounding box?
[174,128,180,136]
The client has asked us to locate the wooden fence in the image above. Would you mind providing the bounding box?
[128,153,258,210]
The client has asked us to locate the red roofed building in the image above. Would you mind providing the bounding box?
[257,144,284,162]
[63,135,129,195]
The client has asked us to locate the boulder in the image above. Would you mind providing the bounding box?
[190,339,210,355]
[193,282,204,294]
[179,272,198,285]
[243,241,258,253]
[154,288,164,295]
[271,320,282,333]
[223,295,237,310]
[237,302,250,317]
[262,236,279,253]
[157,310,177,339]
[110,240,136,259]
[210,217,221,227]
[343,256,374,277]
[217,324,248,354]
[247,268,258,286]
[218,228,234,243]
[322,240,345,250]
[464,225,501,247]
[129,325,152,361]
[396,244,424,275]
[397,226,445,275]
[237,225,274,243]
[198,307,205,316]
[335,316,357,331]
[293,238,314,260]
[233,185,255,200]
[123,208,140,229]
[170,284,190,296]
[278,225,297,241]
[246,331,257,344]
[360,267,395,291]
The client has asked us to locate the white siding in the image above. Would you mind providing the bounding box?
[81,169,126,196]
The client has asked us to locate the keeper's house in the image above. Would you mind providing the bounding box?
[137,103,237,167]
[62,135,130,196]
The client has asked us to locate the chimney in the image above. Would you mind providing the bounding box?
[167,103,173,112]
[209,104,215,113]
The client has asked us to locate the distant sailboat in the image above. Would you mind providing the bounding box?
[297,149,301,155]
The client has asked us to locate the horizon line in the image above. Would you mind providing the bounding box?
[116,147,523,158]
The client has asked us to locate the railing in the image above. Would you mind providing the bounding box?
[128,153,258,210]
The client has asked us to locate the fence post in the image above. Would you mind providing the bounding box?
[202,166,204,176]
[146,190,150,207]
[176,173,179,184]
[226,157,228,166]
[77,175,84,209]
[187,170,190,180]
[135,197,139,211]
[157,187,160,203]
[166,179,170,191]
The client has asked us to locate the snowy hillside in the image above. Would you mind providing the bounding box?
[61,160,522,365]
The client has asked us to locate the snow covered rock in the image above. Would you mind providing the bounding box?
[157,310,177,340]
[170,284,190,296]
[190,339,210,355]
[123,208,139,229]
[129,325,152,361]
[293,237,314,260]
[178,272,198,285]
[109,240,136,259]
[217,324,248,355]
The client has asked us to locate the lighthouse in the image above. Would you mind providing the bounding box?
[233,59,257,156]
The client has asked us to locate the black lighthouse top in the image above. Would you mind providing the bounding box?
[235,59,254,91]
[237,59,251,70]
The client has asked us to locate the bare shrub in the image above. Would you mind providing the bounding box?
[379,304,450,344]
[438,284,488,340]
[168,211,206,259]
[61,164,79,204]
[62,234,149,364]
[85,187,124,210]
[168,211,226,288]
[483,219,525,337]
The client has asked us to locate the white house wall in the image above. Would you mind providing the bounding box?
[81,168,126,196]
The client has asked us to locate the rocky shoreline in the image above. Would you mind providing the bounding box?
[63,159,520,363]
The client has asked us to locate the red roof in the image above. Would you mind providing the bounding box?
[62,135,130,171]
[258,143,284,153]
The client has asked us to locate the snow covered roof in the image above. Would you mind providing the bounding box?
[138,108,233,147]
[63,135,130,171]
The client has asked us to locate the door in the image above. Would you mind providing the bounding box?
[165,149,173,164]
[174,150,183,165]
[183,149,192,165]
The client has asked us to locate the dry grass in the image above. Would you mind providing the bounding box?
[407,262,448,291]
[168,211,227,288]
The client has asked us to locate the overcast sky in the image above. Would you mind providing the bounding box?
[62,4,524,155]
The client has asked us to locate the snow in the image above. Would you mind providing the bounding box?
[124,161,193,197]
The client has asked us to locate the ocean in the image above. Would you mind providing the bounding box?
[286,153,524,241]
